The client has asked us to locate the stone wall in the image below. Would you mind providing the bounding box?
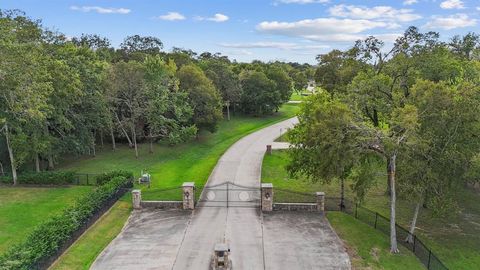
[273,203,318,212]
[140,201,183,209]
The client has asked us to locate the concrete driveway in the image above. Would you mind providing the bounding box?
[91,117,351,270]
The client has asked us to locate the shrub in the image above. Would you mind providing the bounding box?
[0,171,133,270]
[0,171,76,185]
[95,170,133,185]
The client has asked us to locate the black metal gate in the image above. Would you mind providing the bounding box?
[197,181,261,208]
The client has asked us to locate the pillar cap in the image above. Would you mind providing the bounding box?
[261,183,273,188]
[316,192,325,196]
[182,182,195,187]
[132,189,141,193]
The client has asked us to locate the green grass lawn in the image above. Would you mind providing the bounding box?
[0,186,93,253]
[262,150,480,269]
[290,91,310,101]
[51,104,299,269]
[59,103,299,201]
[328,212,424,270]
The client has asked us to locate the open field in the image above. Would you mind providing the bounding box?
[0,186,93,253]
[262,150,480,269]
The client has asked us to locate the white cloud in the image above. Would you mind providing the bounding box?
[157,12,185,21]
[440,0,465,9]
[226,49,253,56]
[219,41,330,50]
[256,18,395,42]
[403,0,418,5]
[70,6,130,14]
[196,13,229,22]
[276,0,329,4]
[329,5,422,22]
[424,14,476,30]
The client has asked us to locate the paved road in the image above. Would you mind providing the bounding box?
[91,117,351,270]
[91,209,191,270]
[173,117,298,270]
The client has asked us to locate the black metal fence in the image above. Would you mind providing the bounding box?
[326,198,448,270]
[73,173,100,186]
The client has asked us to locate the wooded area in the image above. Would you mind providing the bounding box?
[0,10,311,184]
[288,26,480,253]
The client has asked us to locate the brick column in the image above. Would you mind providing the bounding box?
[132,189,142,210]
[182,182,195,210]
[261,183,273,212]
[316,192,325,212]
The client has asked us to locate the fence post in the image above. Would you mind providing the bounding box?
[355,203,358,219]
[374,212,378,229]
[261,183,273,212]
[87,174,89,185]
[182,182,195,210]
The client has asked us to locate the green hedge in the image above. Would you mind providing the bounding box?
[0,170,133,270]
[0,171,76,185]
[95,170,133,186]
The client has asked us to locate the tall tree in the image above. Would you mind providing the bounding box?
[107,61,145,158]
[177,64,223,133]
[144,56,196,147]
[239,70,280,115]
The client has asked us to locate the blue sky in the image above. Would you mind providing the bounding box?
[1,0,479,63]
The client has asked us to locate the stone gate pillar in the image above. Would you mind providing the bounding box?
[261,183,273,212]
[182,182,195,210]
[316,192,325,213]
[132,189,142,210]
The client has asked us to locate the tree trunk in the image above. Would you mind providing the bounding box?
[110,125,116,151]
[92,131,96,157]
[4,124,17,185]
[35,153,41,172]
[406,203,420,243]
[227,102,231,121]
[0,161,4,176]
[388,153,399,253]
[100,130,104,147]
[114,112,133,147]
[386,158,392,195]
[149,130,153,154]
[131,123,138,159]
[48,154,55,170]
[340,177,345,210]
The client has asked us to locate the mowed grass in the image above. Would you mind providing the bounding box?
[328,212,424,270]
[0,186,93,253]
[50,199,132,270]
[290,91,311,101]
[51,104,299,269]
[59,104,299,201]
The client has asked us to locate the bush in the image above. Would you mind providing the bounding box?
[95,170,133,185]
[0,171,133,270]
[0,171,76,185]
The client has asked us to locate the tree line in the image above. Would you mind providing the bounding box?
[288,26,480,253]
[0,10,312,184]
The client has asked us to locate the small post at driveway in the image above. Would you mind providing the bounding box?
[182,182,195,210]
